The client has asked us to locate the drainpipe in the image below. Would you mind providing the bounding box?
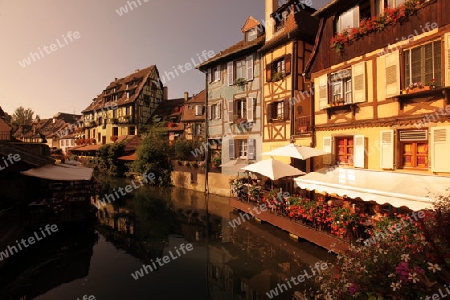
[203,70,209,194]
[291,40,297,143]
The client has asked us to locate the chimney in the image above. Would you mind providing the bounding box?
[184,91,189,101]
[265,0,279,41]
[114,77,118,81]
[163,86,168,100]
[135,69,140,72]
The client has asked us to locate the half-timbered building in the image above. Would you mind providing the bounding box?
[260,0,318,171]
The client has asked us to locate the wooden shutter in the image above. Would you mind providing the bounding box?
[284,54,292,75]
[323,136,332,165]
[353,135,365,168]
[229,139,235,160]
[208,69,212,83]
[267,103,273,123]
[227,62,234,86]
[208,105,212,120]
[431,127,450,172]
[246,55,254,81]
[283,99,289,120]
[315,74,328,110]
[228,100,234,123]
[248,139,256,160]
[380,130,394,169]
[217,102,222,119]
[246,97,254,122]
[195,105,202,116]
[266,64,272,82]
[445,33,450,86]
[352,62,366,103]
[385,52,400,98]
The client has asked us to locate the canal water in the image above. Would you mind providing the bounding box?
[0,178,332,300]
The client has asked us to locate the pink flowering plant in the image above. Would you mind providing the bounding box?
[304,193,450,299]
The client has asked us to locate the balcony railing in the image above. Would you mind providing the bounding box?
[294,116,312,135]
[118,116,133,124]
[84,121,97,128]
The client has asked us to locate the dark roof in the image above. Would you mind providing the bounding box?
[0,142,54,168]
[52,112,82,123]
[181,90,206,122]
[13,118,67,140]
[259,3,319,53]
[197,35,265,70]
[151,98,185,121]
[82,66,161,113]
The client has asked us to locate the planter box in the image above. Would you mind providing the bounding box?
[407,86,430,94]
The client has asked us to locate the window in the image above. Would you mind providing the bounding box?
[210,103,221,119]
[235,59,246,81]
[336,137,354,166]
[193,123,204,136]
[267,100,288,122]
[404,41,442,88]
[274,10,289,32]
[388,0,406,8]
[128,126,135,135]
[266,55,291,82]
[245,28,257,42]
[398,130,428,169]
[112,127,118,136]
[195,105,203,116]
[336,6,359,33]
[330,69,352,104]
[229,139,256,160]
[209,65,220,82]
[235,99,247,119]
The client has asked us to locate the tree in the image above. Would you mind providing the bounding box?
[131,126,172,186]
[12,106,34,126]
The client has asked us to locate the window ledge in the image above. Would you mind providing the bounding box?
[395,86,450,109]
[324,103,357,119]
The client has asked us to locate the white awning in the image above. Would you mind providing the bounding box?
[21,164,94,181]
[294,167,450,211]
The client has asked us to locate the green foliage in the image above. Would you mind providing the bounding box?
[93,142,126,177]
[12,106,34,126]
[173,139,199,160]
[131,126,172,186]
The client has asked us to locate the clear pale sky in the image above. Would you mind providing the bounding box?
[0,0,330,118]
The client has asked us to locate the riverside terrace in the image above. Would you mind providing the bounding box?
[229,176,431,252]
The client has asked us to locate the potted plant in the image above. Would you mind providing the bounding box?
[234,78,246,87]
[272,72,284,82]
[211,157,221,168]
[427,78,437,89]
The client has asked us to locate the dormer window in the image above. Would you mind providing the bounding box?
[336,6,359,33]
[274,10,289,32]
[245,28,257,42]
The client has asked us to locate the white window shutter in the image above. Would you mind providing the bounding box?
[248,139,256,160]
[445,33,450,86]
[353,135,365,168]
[315,74,328,110]
[323,136,332,165]
[215,65,220,82]
[246,55,254,81]
[246,97,254,122]
[385,52,400,98]
[228,100,234,123]
[208,105,212,120]
[380,130,394,169]
[217,102,222,119]
[208,69,212,83]
[195,105,202,116]
[352,62,366,103]
[229,139,235,160]
[431,127,450,172]
[227,62,234,86]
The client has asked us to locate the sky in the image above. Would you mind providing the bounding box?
[0,0,330,119]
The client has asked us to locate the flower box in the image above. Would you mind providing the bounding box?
[407,86,430,94]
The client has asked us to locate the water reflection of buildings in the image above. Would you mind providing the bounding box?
[0,226,98,300]
[207,210,331,300]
